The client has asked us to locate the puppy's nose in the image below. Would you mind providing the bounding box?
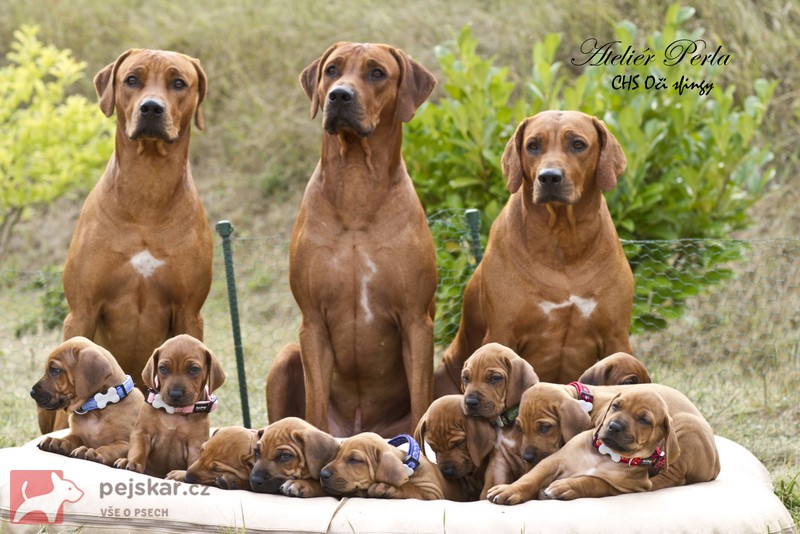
[168,388,185,402]
[441,464,456,478]
[538,168,563,186]
[319,468,332,481]
[608,420,626,433]
[464,395,481,409]
[249,470,266,490]
[327,86,354,107]
[522,450,537,464]
[139,99,165,117]
[29,385,39,399]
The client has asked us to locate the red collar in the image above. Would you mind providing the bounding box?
[568,381,594,412]
[146,387,218,415]
[592,433,666,472]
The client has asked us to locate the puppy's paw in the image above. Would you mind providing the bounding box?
[71,446,104,464]
[114,458,144,473]
[280,479,317,498]
[166,470,187,482]
[486,484,523,505]
[39,436,71,456]
[541,479,576,500]
[366,482,398,499]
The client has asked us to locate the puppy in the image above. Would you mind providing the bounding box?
[31,337,143,465]
[461,343,538,425]
[249,417,340,498]
[319,432,462,500]
[168,427,259,490]
[488,387,719,504]
[115,334,225,478]
[578,352,651,385]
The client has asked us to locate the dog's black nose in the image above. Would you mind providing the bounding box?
[538,168,563,186]
[249,470,265,489]
[139,99,165,116]
[608,420,626,433]
[327,86,354,106]
[168,388,184,402]
[441,464,456,478]
[464,395,481,408]
[29,387,37,399]
[319,468,332,481]
[522,450,537,464]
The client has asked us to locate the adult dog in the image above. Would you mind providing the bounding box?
[51,49,212,433]
[435,110,633,395]
[31,337,143,465]
[266,42,437,437]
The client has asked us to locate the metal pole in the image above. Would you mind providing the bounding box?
[465,208,483,266]
[215,220,250,429]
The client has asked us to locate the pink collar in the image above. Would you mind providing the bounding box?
[568,381,594,413]
[592,433,666,472]
[146,387,217,415]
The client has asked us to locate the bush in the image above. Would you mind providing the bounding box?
[405,4,776,340]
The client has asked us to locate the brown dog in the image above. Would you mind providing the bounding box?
[249,417,340,498]
[578,352,651,385]
[435,110,633,395]
[31,337,143,464]
[115,335,225,478]
[488,387,719,503]
[266,42,438,437]
[461,343,539,425]
[51,49,213,433]
[320,432,462,500]
[168,427,259,490]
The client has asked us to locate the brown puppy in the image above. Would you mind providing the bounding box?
[435,111,633,395]
[320,432,461,500]
[31,337,143,465]
[115,335,225,478]
[50,49,213,434]
[461,343,538,425]
[266,42,438,438]
[489,387,719,504]
[249,417,340,498]
[578,352,651,386]
[168,427,259,490]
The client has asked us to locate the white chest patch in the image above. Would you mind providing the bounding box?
[130,250,165,279]
[539,295,597,319]
[360,253,378,322]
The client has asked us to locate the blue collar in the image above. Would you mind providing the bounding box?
[75,375,135,414]
[387,434,421,476]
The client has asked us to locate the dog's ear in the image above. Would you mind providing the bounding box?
[464,416,496,467]
[660,413,680,473]
[142,348,159,391]
[204,348,226,393]
[501,118,531,194]
[389,47,436,123]
[300,43,341,120]
[375,450,410,487]
[73,346,114,402]
[295,427,340,477]
[576,361,608,386]
[413,412,430,460]
[591,117,626,191]
[94,49,134,118]
[598,392,622,430]
[188,56,207,131]
[504,357,538,409]
[558,398,592,443]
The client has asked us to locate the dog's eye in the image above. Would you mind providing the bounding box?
[325,64,338,77]
[124,75,139,87]
[253,445,261,460]
[346,456,363,465]
[276,451,294,463]
[538,423,553,434]
[611,402,620,411]
[638,416,651,426]
[369,67,385,80]
[461,375,469,385]
[526,140,540,154]
[189,365,202,376]
[571,139,587,151]
[48,366,61,377]
[172,78,187,90]
[488,374,503,385]
[158,364,169,375]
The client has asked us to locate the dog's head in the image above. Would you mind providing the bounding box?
[94,48,207,142]
[517,383,592,466]
[461,343,538,421]
[249,417,340,494]
[299,42,435,138]
[414,395,495,480]
[184,426,258,490]
[142,334,225,409]
[579,352,651,386]
[501,110,626,204]
[596,389,679,472]
[31,337,122,412]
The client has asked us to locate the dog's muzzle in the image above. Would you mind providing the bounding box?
[323,86,371,137]
[129,98,173,142]
[249,468,285,494]
[30,383,66,410]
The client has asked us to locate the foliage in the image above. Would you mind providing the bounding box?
[0,25,113,261]
[405,6,776,339]
[14,265,66,337]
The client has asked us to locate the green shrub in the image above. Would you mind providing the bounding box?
[405,4,776,341]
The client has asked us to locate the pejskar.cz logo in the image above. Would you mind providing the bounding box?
[10,470,84,524]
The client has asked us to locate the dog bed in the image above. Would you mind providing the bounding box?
[0,433,795,533]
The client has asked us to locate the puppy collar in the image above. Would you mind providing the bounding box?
[568,382,594,413]
[592,433,666,472]
[387,434,421,477]
[496,405,519,427]
[146,386,218,415]
[75,375,135,415]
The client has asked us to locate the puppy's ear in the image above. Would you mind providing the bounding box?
[297,428,340,478]
[504,357,538,409]
[375,451,410,487]
[464,416,496,467]
[94,49,134,118]
[591,117,626,191]
[299,43,340,119]
[243,431,260,469]
[558,399,592,443]
[413,413,430,460]
[142,348,159,391]
[73,346,114,402]
[204,348,226,392]
[389,47,436,123]
[577,361,607,386]
[501,118,531,194]
[189,56,207,130]
[660,413,680,473]
[598,392,622,430]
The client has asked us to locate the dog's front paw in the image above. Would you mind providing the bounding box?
[39,436,72,456]
[280,479,316,498]
[114,458,144,473]
[71,446,104,464]
[541,479,576,500]
[166,470,186,482]
[366,482,397,499]
[486,484,523,505]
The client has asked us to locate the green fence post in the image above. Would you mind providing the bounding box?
[465,208,483,266]
[215,220,251,429]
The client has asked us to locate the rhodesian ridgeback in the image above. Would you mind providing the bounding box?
[578,351,651,385]
[266,42,437,438]
[435,110,634,395]
[31,337,143,465]
[50,49,212,433]
[115,334,225,478]
[169,426,259,490]
[488,387,719,503]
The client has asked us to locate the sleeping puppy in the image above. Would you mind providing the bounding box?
[115,334,225,478]
[488,387,719,504]
[319,432,463,500]
[31,337,143,465]
[461,343,538,425]
[578,352,651,385]
[168,426,259,490]
[249,417,340,498]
